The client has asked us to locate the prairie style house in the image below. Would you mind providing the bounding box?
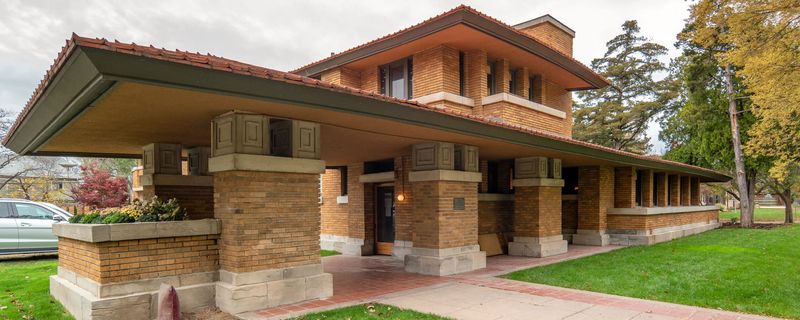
[3,5,726,319]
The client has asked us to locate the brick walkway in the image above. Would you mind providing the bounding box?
[240,245,778,320]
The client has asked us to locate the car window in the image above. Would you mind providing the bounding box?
[0,204,10,218]
[14,203,53,220]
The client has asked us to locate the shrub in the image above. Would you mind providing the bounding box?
[68,196,186,224]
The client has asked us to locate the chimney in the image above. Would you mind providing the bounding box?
[513,15,575,57]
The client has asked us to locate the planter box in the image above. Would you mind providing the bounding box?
[51,220,221,320]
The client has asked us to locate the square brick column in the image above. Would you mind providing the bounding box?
[655,173,668,207]
[640,170,654,207]
[614,167,636,208]
[680,176,692,206]
[691,177,701,205]
[508,178,568,257]
[669,175,681,206]
[573,166,614,246]
[465,50,488,106]
[393,155,414,259]
[209,154,332,314]
[404,169,486,276]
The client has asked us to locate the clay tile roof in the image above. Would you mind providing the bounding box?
[5,34,723,179]
[290,5,609,86]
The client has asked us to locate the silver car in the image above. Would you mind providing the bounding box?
[0,199,72,254]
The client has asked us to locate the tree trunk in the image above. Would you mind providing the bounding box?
[778,190,794,224]
[724,64,753,227]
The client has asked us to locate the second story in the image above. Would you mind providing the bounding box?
[293,6,610,137]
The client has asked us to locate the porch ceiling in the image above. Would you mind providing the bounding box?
[4,38,730,182]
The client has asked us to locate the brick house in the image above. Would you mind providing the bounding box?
[3,5,727,319]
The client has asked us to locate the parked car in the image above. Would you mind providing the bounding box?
[0,199,72,254]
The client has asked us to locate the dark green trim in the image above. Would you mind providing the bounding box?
[294,10,609,89]
[9,46,728,182]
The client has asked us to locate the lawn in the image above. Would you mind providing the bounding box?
[295,303,447,319]
[320,250,341,257]
[719,207,796,222]
[0,258,71,320]
[504,225,800,319]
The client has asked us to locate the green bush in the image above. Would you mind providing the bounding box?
[69,197,186,224]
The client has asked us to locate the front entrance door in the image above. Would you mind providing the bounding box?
[375,186,395,255]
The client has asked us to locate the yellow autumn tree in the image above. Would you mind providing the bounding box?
[690,0,800,179]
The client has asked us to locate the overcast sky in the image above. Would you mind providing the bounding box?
[0,0,692,153]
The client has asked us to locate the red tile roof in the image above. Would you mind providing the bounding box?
[5,34,724,179]
[291,5,609,86]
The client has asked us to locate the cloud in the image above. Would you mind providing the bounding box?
[0,0,691,150]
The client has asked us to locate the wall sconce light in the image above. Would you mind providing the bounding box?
[396,194,406,202]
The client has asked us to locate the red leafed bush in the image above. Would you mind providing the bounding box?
[71,162,129,209]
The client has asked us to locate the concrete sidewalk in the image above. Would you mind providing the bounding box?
[244,247,779,320]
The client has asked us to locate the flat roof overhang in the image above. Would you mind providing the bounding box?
[292,9,610,91]
[4,44,730,182]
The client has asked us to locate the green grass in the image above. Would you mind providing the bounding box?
[719,207,795,222]
[294,303,447,319]
[320,250,341,257]
[0,258,71,320]
[504,225,800,319]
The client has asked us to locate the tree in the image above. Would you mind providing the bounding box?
[71,162,129,209]
[682,2,761,227]
[0,108,25,190]
[661,25,768,226]
[573,20,674,154]
[759,168,798,223]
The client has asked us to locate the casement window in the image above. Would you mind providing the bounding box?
[635,170,643,206]
[509,69,517,96]
[652,175,660,205]
[528,76,537,102]
[380,58,413,99]
[459,51,466,96]
[339,166,348,196]
[487,60,497,95]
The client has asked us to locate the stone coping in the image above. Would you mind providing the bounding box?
[358,171,395,183]
[607,205,719,216]
[482,93,567,119]
[139,174,213,187]
[408,169,481,182]
[477,193,514,202]
[411,91,476,107]
[208,153,325,174]
[512,178,565,187]
[52,219,221,243]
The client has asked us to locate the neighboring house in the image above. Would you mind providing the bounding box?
[0,156,80,203]
[3,5,729,317]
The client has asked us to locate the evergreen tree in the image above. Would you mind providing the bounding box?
[573,20,673,154]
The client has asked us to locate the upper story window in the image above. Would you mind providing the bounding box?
[509,69,517,95]
[380,58,413,99]
[459,52,466,96]
[528,76,537,102]
[487,60,497,95]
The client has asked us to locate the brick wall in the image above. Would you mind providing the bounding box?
[465,50,488,106]
[411,180,478,249]
[494,59,510,94]
[513,186,562,237]
[321,67,361,88]
[655,173,668,207]
[478,200,513,234]
[614,167,636,208]
[412,45,460,98]
[577,166,614,230]
[561,199,578,231]
[669,175,680,206]
[680,176,691,206]
[143,185,214,220]
[214,171,320,273]
[607,210,719,231]
[481,101,570,136]
[641,170,654,207]
[517,22,574,56]
[347,163,367,240]
[321,169,348,237]
[58,235,218,284]
[513,67,530,97]
[361,66,379,93]
[691,177,701,206]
